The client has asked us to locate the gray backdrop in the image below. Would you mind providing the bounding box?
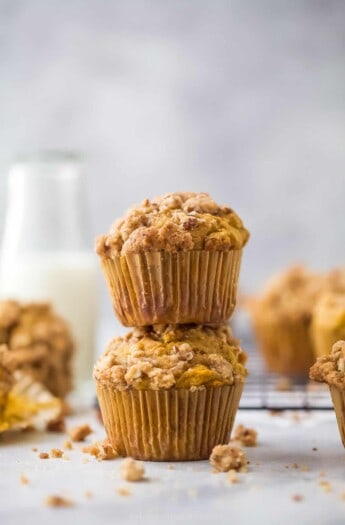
[0,0,345,330]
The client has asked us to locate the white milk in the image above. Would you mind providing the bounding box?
[0,252,98,387]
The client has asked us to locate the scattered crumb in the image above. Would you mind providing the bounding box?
[167,464,175,470]
[50,448,64,459]
[292,494,304,502]
[46,415,66,433]
[20,475,29,485]
[39,452,49,459]
[275,377,292,392]
[340,492,345,500]
[300,465,310,472]
[63,440,73,450]
[292,463,299,469]
[210,444,248,473]
[44,495,74,507]
[233,424,258,447]
[82,440,118,461]
[319,480,332,493]
[117,487,131,497]
[32,447,38,452]
[312,447,318,452]
[85,491,93,499]
[68,424,92,442]
[121,458,145,482]
[269,410,283,417]
[227,469,239,484]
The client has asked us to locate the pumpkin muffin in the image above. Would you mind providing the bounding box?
[0,345,14,415]
[310,341,345,447]
[95,192,249,326]
[248,266,326,375]
[0,300,74,398]
[94,324,247,461]
[311,292,345,359]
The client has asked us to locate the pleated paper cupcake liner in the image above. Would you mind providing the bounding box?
[0,371,61,433]
[329,385,345,448]
[251,315,314,376]
[100,249,242,326]
[96,382,244,461]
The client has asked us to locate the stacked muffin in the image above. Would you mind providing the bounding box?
[94,192,249,460]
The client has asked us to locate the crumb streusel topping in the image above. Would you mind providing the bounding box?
[94,324,247,390]
[95,192,249,257]
[310,340,345,390]
[251,266,327,322]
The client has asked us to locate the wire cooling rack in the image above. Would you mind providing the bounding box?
[239,332,332,411]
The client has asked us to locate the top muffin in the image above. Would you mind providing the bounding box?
[96,192,249,257]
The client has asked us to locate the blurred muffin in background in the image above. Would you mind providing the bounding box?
[309,266,345,358]
[0,300,74,398]
[247,265,326,376]
[0,345,14,415]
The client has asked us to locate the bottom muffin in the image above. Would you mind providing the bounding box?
[310,340,345,447]
[94,324,247,461]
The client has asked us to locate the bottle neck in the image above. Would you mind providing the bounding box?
[2,157,90,255]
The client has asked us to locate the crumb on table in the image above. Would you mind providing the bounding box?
[233,424,258,447]
[50,448,64,458]
[117,487,131,497]
[44,495,74,507]
[46,415,66,433]
[120,458,145,482]
[210,444,248,473]
[63,440,73,450]
[227,469,239,484]
[82,440,118,460]
[68,424,92,442]
[39,452,49,459]
[292,494,304,502]
[20,475,29,485]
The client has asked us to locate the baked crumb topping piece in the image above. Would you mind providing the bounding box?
[96,192,249,257]
[120,458,145,481]
[50,448,64,458]
[0,300,74,398]
[233,424,258,447]
[44,495,74,507]
[310,340,345,389]
[210,444,248,472]
[94,324,247,390]
[68,423,92,442]
[82,440,118,460]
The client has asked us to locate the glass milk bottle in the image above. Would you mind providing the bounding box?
[0,152,98,393]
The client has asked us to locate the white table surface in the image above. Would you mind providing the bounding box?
[1,407,344,525]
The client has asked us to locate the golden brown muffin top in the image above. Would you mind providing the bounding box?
[310,340,345,390]
[94,324,247,390]
[312,292,345,331]
[250,266,327,322]
[0,345,14,410]
[95,192,250,257]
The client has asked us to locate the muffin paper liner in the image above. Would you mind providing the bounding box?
[0,371,61,433]
[96,382,244,461]
[100,250,242,326]
[329,385,345,448]
[251,314,314,376]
